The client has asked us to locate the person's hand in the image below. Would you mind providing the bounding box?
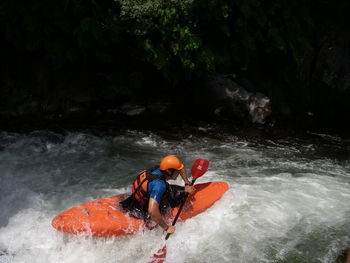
[165,225,176,234]
[184,185,195,194]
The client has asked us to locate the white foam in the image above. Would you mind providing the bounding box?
[0,131,349,263]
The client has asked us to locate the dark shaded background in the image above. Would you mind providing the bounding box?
[1,0,350,132]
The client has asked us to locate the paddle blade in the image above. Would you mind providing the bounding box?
[190,159,209,179]
[149,245,167,263]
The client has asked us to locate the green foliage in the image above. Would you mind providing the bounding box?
[0,0,313,79]
[112,0,312,79]
[116,0,213,79]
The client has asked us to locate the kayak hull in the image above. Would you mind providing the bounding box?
[52,181,229,237]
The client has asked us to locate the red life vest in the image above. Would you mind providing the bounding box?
[131,168,168,207]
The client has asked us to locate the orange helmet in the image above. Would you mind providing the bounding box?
[160,155,184,171]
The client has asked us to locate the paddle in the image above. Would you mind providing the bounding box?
[149,158,209,263]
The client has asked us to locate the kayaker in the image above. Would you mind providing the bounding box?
[121,155,195,235]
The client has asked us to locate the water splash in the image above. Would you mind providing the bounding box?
[0,129,349,263]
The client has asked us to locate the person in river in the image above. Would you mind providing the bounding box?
[120,155,195,235]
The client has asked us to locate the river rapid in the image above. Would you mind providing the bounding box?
[0,126,349,263]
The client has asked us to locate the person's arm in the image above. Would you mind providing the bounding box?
[148,198,175,234]
[179,167,195,194]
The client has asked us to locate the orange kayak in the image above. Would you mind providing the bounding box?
[52,181,229,237]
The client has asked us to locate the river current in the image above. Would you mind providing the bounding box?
[0,127,349,263]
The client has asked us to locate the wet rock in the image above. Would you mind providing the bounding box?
[66,106,87,114]
[248,93,272,124]
[41,101,59,114]
[209,75,272,124]
[119,103,146,116]
[60,96,90,118]
[147,101,172,115]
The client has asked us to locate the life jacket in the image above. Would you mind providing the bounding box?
[131,166,169,207]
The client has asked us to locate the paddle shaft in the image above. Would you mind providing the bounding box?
[149,159,209,263]
[165,178,197,240]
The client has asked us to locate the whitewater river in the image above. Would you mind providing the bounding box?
[0,127,349,263]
